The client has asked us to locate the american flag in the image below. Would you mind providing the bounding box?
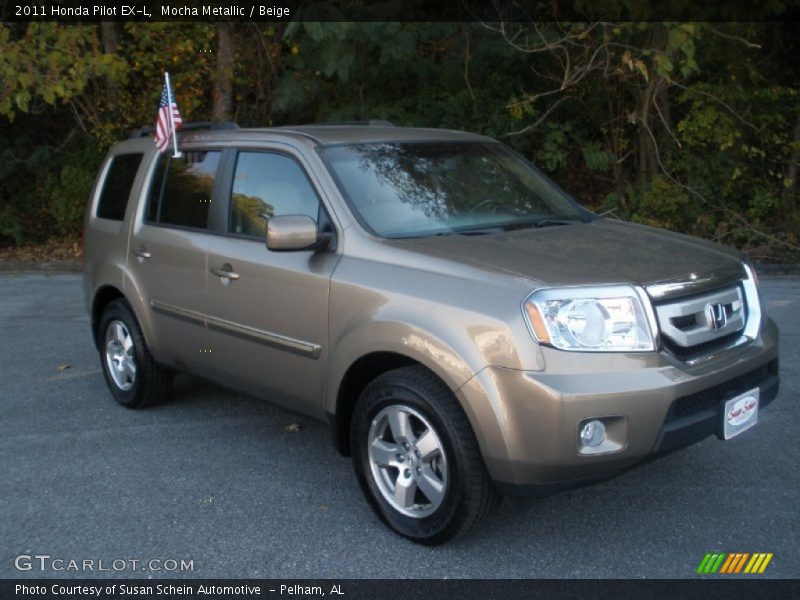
[154,78,183,153]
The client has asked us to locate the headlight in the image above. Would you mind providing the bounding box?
[523,285,655,352]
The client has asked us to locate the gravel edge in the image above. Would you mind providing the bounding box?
[0,260,83,273]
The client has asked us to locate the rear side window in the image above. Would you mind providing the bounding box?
[146,151,221,229]
[229,152,320,238]
[96,153,143,221]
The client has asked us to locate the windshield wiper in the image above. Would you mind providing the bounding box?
[432,227,504,237]
[455,227,505,235]
[405,219,583,238]
[492,217,584,232]
[532,218,584,228]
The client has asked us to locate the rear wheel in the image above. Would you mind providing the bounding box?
[351,365,498,544]
[98,299,171,408]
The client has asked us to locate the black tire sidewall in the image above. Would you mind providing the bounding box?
[352,376,472,544]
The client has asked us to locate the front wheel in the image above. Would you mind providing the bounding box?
[351,366,498,544]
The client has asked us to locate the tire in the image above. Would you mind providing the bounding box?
[98,299,171,409]
[351,365,498,545]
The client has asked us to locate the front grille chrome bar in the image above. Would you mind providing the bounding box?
[655,285,745,347]
[647,264,762,364]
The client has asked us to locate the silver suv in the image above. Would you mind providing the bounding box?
[84,122,780,544]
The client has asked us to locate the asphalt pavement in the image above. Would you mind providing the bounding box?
[0,273,797,579]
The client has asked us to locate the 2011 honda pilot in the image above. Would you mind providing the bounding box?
[83,122,780,544]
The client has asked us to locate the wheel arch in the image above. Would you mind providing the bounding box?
[327,320,483,457]
[326,323,514,485]
[91,281,156,358]
[91,285,126,348]
[331,351,421,456]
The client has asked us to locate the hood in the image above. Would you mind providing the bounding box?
[399,219,744,289]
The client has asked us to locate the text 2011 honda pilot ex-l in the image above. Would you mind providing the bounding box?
[83,122,780,544]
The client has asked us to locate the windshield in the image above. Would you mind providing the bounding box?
[319,141,591,238]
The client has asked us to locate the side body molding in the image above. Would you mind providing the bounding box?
[150,300,322,358]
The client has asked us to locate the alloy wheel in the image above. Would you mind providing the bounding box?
[367,404,449,518]
[104,320,137,391]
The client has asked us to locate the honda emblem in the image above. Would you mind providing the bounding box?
[705,302,728,330]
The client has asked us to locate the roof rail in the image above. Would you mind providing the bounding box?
[297,120,395,127]
[128,121,239,139]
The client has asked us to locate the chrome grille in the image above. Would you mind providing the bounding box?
[654,284,746,356]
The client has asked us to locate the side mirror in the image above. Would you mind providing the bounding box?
[266,215,332,252]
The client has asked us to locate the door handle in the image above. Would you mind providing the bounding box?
[131,246,151,261]
[210,264,240,281]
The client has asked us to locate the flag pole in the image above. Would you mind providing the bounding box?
[164,72,181,158]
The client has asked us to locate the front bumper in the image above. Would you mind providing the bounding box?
[456,317,780,496]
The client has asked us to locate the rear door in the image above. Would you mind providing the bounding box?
[204,147,340,416]
[85,151,146,312]
[127,149,223,370]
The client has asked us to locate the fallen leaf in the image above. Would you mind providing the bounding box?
[57,364,71,371]
[285,422,302,432]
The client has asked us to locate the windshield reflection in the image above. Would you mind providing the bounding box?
[320,142,590,238]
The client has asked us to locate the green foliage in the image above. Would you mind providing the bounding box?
[582,144,614,173]
[533,123,571,172]
[0,23,125,120]
[628,176,695,232]
[0,124,103,245]
[41,138,106,235]
[0,20,798,262]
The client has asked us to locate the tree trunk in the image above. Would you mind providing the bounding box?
[657,82,672,132]
[212,23,235,122]
[785,115,800,212]
[99,22,118,102]
[638,25,667,182]
[100,22,118,54]
[637,77,660,181]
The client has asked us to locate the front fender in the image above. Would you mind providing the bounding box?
[325,252,544,477]
[326,320,475,415]
[326,317,516,483]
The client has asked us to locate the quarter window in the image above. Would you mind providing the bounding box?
[96,153,143,221]
[146,151,220,229]
[229,152,320,238]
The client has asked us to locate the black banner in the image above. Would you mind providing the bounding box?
[2,579,800,600]
[2,0,799,23]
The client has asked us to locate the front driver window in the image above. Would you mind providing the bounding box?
[229,152,320,238]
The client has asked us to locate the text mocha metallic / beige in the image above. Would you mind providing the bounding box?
[83,122,780,544]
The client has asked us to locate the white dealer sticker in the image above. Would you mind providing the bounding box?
[723,387,759,440]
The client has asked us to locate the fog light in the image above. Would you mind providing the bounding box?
[579,419,606,447]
